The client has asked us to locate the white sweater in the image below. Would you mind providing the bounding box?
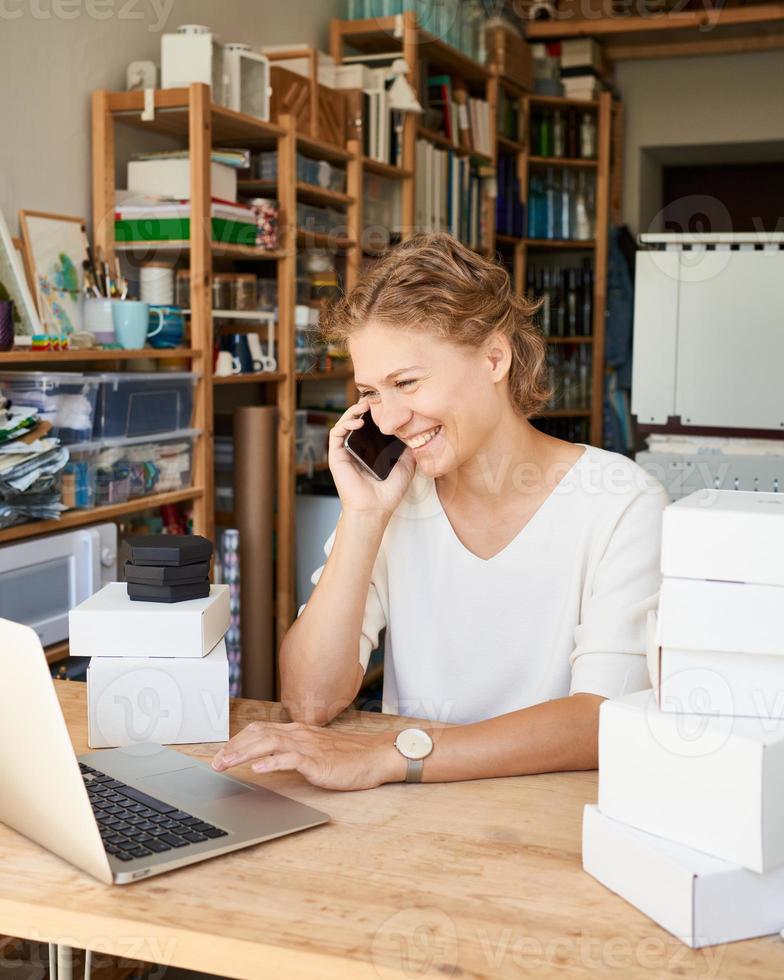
[305,445,669,725]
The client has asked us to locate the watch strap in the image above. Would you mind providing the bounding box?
[406,758,424,783]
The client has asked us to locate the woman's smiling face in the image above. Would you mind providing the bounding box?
[348,320,509,479]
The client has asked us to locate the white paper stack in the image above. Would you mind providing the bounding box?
[69,582,231,748]
[583,488,784,947]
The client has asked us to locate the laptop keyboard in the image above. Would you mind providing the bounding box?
[80,762,228,863]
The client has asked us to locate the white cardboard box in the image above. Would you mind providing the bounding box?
[87,638,229,748]
[128,159,237,203]
[69,582,230,659]
[583,805,784,948]
[661,488,784,586]
[659,577,784,656]
[598,689,784,873]
[660,646,784,720]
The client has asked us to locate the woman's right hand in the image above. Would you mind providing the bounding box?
[328,398,416,517]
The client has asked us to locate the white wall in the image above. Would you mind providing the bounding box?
[0,0,346,228]
[614,50,784,236]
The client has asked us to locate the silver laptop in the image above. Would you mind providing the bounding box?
[0,617,329,885]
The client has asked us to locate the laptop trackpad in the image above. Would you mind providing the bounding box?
[138,767,254,804]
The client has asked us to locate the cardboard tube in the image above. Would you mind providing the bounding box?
[233,406,276,700]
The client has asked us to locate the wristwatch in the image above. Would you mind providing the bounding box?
[394,728,434,783]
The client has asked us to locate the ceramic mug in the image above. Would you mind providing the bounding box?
[148,304,185,349]
[221,333,254,373]
[83,297,117,346]
[246,332,277,372]
[215,350,242,377]
[112,301,163,350]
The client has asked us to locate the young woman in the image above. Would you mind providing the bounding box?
[212,233,668,790]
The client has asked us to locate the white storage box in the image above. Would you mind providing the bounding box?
[583,805,784,948]
[661,488,784,586]
[658,577,784,656]
[128,159,237,203]
[87,638,229,748]
[660,646,784,720]
[598,689,784,873]
[69,582,230,659]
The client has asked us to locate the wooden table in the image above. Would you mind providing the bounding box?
[1,681,783,979]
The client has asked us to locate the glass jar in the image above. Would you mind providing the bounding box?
[212,274,234,311]
[232,274,257,311]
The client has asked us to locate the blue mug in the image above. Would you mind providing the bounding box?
[148,305,185,349]
[221,333,254,373]
[112,301,161,350]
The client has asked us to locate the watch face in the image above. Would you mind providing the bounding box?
[395,728,433,760]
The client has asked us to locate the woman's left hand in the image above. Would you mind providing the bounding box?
[211,720,406,791]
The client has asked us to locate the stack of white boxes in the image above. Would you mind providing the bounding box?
[583,489,784,948]
[69,582,232,749]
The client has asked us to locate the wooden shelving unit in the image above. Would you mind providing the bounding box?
[525,4,784,61]
[488,73,613,447]
[90,87,297,667]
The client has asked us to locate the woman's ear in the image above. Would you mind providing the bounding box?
[485,332,512,380]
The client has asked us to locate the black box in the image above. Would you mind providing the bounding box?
[124,560,211,586]
[127,580,211,603]
[126,534,213,567]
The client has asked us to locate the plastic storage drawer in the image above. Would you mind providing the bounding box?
[59,429,199,509]
[93,372,197,439]
[0,371,100,444]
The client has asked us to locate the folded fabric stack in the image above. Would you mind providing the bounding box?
[583,489,784,948]
[124,534,213,603]
[0,397,69,529]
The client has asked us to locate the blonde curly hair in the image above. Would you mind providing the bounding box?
[320,232,551,417]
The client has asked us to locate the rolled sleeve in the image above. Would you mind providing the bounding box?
[296,525,387,673]
[569,482,668,700]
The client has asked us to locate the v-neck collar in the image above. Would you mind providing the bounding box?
[430,445,589,564]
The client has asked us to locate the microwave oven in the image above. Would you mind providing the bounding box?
[0,524,117,648]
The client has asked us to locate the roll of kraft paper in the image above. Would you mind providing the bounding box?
[234,406,276,700]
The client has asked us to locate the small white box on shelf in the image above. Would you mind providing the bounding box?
[161,24,223,92]
[128,159,237,203]
[658,577,784,657]
[661,488,784,587]
[69,582,230,660]
[598,689,784,873]
[87,638,229,749]
[583,805,784,949]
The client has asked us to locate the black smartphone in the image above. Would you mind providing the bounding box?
[344,411,406,481]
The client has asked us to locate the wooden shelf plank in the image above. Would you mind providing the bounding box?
[295,460,330,476]
[238,179,354,207]
[362,157,413,180]
[497,134,526,154]
[524,238,596,250]
[115,241,288,260]
[527,94,600,110]
[528,155,598,169]
[213,371,286,385]
[108,88,285,146]
[0,487,205,546]
[45,641,70,666]
[545,336,593,344]
[296,367,353,381]
[525,5,784,42]
[296,229,356,249]
[495,233,524,246]
[417,126,493,163]
[0,347,201,363]
[296,133,353,163]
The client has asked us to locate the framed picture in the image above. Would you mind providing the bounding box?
[19,210,88,336]
[0,208,41,336]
